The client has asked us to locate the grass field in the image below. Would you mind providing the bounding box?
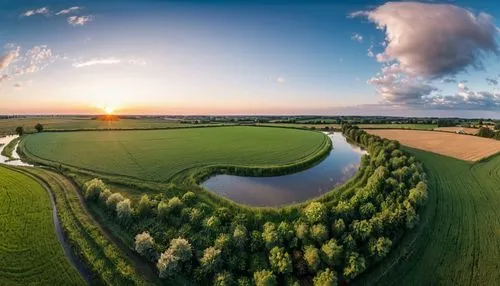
[366,129,500,161]
[22,126,328,182]
[358,150,500,285]
[258,123,436,130]
[434,126,480,134]
[0,117,214,136]
[0,166,84,285]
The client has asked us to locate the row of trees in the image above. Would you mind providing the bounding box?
[83,124,428,285]
[477,127,500,140]
[14,123,44,135]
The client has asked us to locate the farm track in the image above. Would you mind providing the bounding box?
[357,150,500,285]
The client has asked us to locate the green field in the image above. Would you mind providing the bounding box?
[0,117,215,136]
[22,126,328,182]
[0,166,84,285]
[358,150,500,285]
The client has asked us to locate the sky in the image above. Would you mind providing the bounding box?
[0,0,500,117]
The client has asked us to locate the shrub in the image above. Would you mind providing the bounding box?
[169,238,192,262]
[157,200,169,220]
[313,268,337,286]
[200,247,222,273]
[116,199,133,224]
[304,202,327,224]
[35,123,44,132]
[310,224,328,243]
[262,222,280,249]
[134,231,157,260]
[268,247,292,274]
[369,237,392,259]
[157,250,179,278]
[106,193,124,211]
[233,225,248,249]
[168,197,183,213]
[304,245,321,272]
[214,272,234,286]
[182,191,196,206]
[237,277,252,286]
[83,178,107,201]
[253,270,276,286]
[206,216,221,230]
[343,252,366,280]
[214,233,232,251]
[99,188,112,203]
[137,194,152,217]
[321,239,343,267]
[295,222,310,241]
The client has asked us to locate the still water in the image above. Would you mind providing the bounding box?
[202,132,366,207]
[0,135,33,166]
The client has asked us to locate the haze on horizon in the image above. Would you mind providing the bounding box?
[1,0,500,118]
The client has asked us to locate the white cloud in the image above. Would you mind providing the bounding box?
[56,6,82,15]
[0,49,19,71]
[73,57,146,68]
[22,7,49,17]
[276,77,286,84]
[352,2,500,110]
[67,15,93,26]
[351,33,363,43]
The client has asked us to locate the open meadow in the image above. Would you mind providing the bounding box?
[366,129,500,161]
[0,166,84,285]
[22,126,329,182]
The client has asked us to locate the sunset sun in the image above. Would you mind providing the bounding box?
[104,106,114,114]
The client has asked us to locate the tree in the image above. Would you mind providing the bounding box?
[295,222,310,241]
[157,249,180,278]
[277,222,294,243]
[99,188,112,203]
[495,122,500,130]
[200,247,222,273]
[321,239,343,267]
[34,123,44,132]
[408,182,428,207]
[369,237,392,259]
[15,126,23,135]
[106,193,124,211]
[167,197,183,213]
[83,178,107,201]
[182,191,196,206]
[253,270,277,286]
[331,219,345,237]
[233,225,248,249]
[214,272,234,286]
[304,202,327,224]
[343,252,366,280]
[304,245,321,272]
[135,231,157,260]
[310,224,328,243]
[313,268,338,286]
[137,194,152,217]
[262,222,280,249]
[116,199,133,224]
[250,230,263,252]
[157,200,169,220]
[268,247,292,274]
[169,238,192,262]
[351,220,372,241]
[215,233,232,251]
[478,126,495,138]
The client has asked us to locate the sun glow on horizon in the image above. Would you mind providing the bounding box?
[103,106,115,114]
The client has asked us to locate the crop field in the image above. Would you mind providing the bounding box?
[22,126,328,182]
[433,126,479,134]
[366,129,500,161]
[259,123,436,130]
[0,117,213,136]
[358,150,500,285]
[0,166,84,285]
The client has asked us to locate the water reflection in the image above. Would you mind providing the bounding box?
[202,132,367,207]
[0,135,33,166]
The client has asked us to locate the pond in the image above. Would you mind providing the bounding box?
[0,135,33,166]
[202,132,367,207]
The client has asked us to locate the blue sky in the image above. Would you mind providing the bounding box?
[0,0,499,117]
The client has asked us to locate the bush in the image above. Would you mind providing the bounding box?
[137,194,152,217]
[200,247,222,273]
[134,231,157,260]
[233,225,248,249]
[313,268,337,286]
[182,191,196,206]
[116,199,133,224]
[343,252,366,280]
[310,224,328,243]
[262,222,280,249]
[99,188,112,203]
[268,247,292,274]
[253,270,277,286]
[304,202,327,224]
[169,238,193,262]
[320,239,343,267]
[304,245,321,272]
[214,272,234,286]
[157,250,179,278]
[106,193,125,211]
[35,123,44,132]
[369,237,392,259]
[83,178,107,201]
[478,126,495,138]
[168,197,183,213]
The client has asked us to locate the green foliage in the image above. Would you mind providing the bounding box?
[477,126,495,138]
[106,192,125,211]
[35,123,44,132]
[135,231,157,261]
[182,191,197,206]
[15,126,23,135]
[313,268,337,286]
[304,245,321,272]
[137,194,152,217]
[310,224,329,243]
[320,239,343,267]
[200,247,222,273]
[253,270,277,286]
[116,199,133,224]
[262,222,280,249]
[369,237,392,259]
[343,252,366,280]
[233,225,248,249]
[268,247,292,274]
[214,272,235,286]
[304,202,327,224]
[83,178,106,201]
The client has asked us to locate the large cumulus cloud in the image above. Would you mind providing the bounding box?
[352,2,500,109]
